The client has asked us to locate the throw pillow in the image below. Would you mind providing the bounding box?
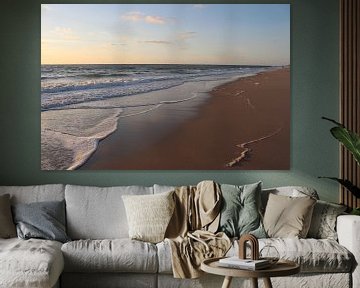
[307,200,347,240]
[218,182,266,238]
[0,194,16,238]
[12,200,70,243]
[263,193,316,238]
[122,190,175,243]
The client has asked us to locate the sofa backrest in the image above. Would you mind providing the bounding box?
[65,184,153,240]
[0,184,65,204]
[153,184,176,194]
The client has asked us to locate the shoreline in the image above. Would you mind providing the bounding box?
[80,67,290,170]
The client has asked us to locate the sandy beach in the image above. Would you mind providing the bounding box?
[80,67,290,170]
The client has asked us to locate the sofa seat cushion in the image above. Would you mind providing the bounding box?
[0,238,64,288]
[61,239,158,273]
[231,238,353,273]
[157,238,353,274]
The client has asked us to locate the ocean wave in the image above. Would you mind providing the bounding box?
[41,108,122,170]
[41,79,186,110]
[41,65,272,110]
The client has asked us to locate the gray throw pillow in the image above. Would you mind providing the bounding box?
[0,194,16,238]
[218,182,266,238]
[12,200,70,243]
[307,200,347,240]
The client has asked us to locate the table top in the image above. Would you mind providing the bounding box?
[201,257,300,278]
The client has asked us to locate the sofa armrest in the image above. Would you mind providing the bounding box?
[337,215,360,288]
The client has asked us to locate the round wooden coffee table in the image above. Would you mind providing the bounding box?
[201,257,300,288]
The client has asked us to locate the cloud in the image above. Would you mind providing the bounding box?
[145,15,166,25]
[178,31,197,40]
[121,11,167,25]
[121,11,144,22]
[193,4,206,9]
[143,40,172,45]
[53,27,79,41]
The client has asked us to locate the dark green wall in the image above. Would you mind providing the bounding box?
[0,0,340,202]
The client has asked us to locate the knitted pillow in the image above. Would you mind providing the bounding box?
[122,191,175,243]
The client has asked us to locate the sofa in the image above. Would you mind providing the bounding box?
[0,183,359,288]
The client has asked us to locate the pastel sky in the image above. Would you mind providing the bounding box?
[41,4,290,65]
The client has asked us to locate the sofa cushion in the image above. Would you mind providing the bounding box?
[263,194,316,238]
[307,200,347,240]
[65,185,153,239]
[158,237,353,274]
[61,239,158,273]
[12,200,70,243]
[0,238,64,288]
[261,238,353,273]
[0,184,65,204]
[0,194,16,238]
[153,184,175,194]
[122,191,175,243]
[218,182,266,238]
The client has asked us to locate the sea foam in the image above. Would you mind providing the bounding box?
[41,108,122,170]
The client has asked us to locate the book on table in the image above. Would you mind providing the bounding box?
[218,257,271,270]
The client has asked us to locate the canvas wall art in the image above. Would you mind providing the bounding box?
[41,4,290,170]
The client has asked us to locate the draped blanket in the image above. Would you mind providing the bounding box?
[165,181,231,278]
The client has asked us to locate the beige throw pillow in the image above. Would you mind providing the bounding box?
[263,193,316,238]
[0,194,17,238]
[122,191,175,243]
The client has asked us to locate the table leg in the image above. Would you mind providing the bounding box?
[221,276,233,288]
[263,277,273,288]
[251,278,258,288]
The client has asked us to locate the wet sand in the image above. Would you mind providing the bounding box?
[80,67,290,170]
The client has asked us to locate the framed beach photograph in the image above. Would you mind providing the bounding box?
[41,4,290,170]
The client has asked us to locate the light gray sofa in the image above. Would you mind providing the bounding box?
[0,184,359,288]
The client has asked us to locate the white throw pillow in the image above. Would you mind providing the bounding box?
[122,191,175,243]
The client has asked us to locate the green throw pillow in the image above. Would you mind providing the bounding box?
[218,182,266,238]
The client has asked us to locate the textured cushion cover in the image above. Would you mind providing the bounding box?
[62,239,158,273]
[158,237,353,274]
[0,238,64,288]
[250,238,353,273]
[122,191,175,243]
[65,185,153,239]
[12,200,70,243]
[218,182,266,238]
[263,193,316,238]
[0,194,16,238]
[307,200,347,240]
